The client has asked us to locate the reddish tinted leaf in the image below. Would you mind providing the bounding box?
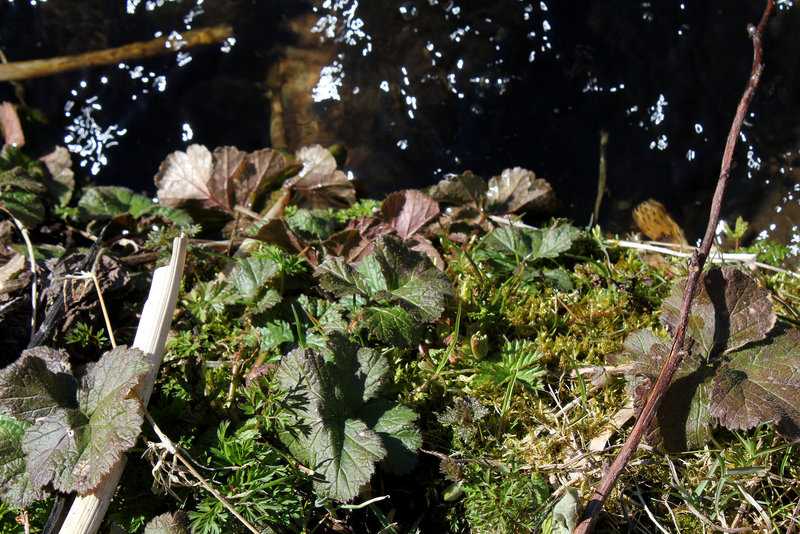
[21,346,150,493]
[661,267,774,354]
[323,229,375,264]
[156,145,291,215]
[144,511,189,534]
[0,102,24,148]
[154,145,220,210]
[285,145,355,209]
[322,216,392,265]
[407,235,444,270]
[644,373,714,452]
[380,190,440,241]
[210,146,248,209]
[0,348,78,423]
[611,329,715,451]
[246,148,294,209]
[709,325,800,439]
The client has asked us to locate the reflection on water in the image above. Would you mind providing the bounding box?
[0,0,798,253]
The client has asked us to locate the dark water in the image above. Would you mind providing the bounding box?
[1,0,798,251]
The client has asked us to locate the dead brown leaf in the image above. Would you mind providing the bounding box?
[39,146,75,206]
[154,144,219,210]
[486,167,560,214]
[155,145,293,217]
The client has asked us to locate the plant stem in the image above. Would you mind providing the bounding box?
[574,2,776,532]
[12,217,37,342]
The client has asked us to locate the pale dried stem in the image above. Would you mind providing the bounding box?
[12,217,37,341]
[88,272,116,348]
[57,235,187,534]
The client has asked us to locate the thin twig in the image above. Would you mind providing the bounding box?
[574,2,776,532]
[139,401,263,534]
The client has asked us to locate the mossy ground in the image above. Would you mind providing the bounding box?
[2,160,800,533]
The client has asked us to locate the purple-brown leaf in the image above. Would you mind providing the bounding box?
[380,190,440,241]
[0,102,24,147]
[709,325,800,439]
[155,145,291,215]
[154,145,219,210]
[285,145,355,209]
[661,267,774,354]
[428,171,487,208]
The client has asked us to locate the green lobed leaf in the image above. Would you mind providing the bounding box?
[0,189,44,226]
[77,346,151,415]
[362,306,424,349]
[72,396,144,492]
[549,488,582,534]
[21,346,150,493]
[286,209,335,241]
[318,235,452,338]
[252,320,295,352]
[360,400,421,475]
[709,325,800,439]
[481,225,533,263]
[0,167,46,192]
[317,257,374,298]
[78,186,155,219]
[228,255,279,301]
[274,338,388,501]
[355,255,388,297]
[22,407,88,491]
[0,414,47,508]
[0,347,78,423]
[273,335,418,501]
[479,222,579,271]
[357,344,389,400]
[373,234,454,321]
[149,204,194,225]
[530,223,581,260]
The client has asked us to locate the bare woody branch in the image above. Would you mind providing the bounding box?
[574,2,777,532]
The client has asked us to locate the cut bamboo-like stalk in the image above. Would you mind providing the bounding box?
[0,25,232,82]
[58,234,187,534]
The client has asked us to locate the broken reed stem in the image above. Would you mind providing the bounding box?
[0,24,232,82]
[574,2,776,532]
